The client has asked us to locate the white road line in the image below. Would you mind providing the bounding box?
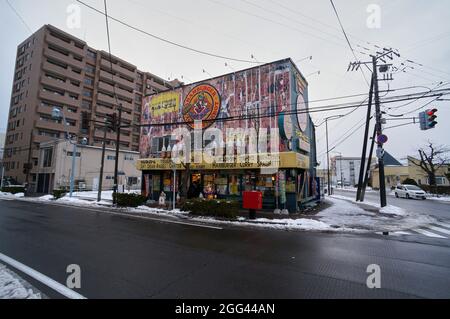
[427,225,450,236]
[435,221,450,229]
[0,252,86,299]
[46,202,224,230]
[411,228,447,239]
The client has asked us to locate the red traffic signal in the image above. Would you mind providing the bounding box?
[426,108,438,129]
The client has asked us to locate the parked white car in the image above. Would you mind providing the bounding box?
[394,185,427,200]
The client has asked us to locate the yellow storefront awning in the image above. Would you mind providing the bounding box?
[137,152,310,171]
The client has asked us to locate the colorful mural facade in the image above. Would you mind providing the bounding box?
[140,58,312,158]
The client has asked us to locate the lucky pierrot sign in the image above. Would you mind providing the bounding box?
[182,84,221,129]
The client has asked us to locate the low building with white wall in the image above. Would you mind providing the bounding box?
[35,139,141,193]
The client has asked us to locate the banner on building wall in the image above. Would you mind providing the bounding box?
[149,91,180,117]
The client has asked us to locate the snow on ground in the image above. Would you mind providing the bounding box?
[428,196,450,202]
[70,190,140,201]
[326,195,435,232]
[0,263,42,299]
[2,191,435,233]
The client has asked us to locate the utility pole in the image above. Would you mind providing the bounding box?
[347,48,399,207]
[326,118,331,196]
[360,126,376,201]
[97,124,108,202]
[356,75,374,201]
[113,105,122,205]
[372,55,387,207]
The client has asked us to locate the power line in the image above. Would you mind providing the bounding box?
[76,0,260,64]
[329,0,370,86]
[5,0,32,33]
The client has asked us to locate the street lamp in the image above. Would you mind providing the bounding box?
[52,107,87,197]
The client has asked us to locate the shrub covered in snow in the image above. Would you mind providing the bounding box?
[182,198,240,219]
[113,193,147,207]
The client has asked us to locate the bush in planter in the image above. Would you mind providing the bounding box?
[181,198,239,219]
[1,186,25,194]
[113,193,147,207]
[53,189,67,199]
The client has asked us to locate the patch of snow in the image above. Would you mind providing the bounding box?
[13,193,25,198]
[0,263,42,299]
[428,196,450,202]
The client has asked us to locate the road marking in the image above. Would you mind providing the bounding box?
[427,225,450,236]
[0,252,86,299]
[45,202,224,230]
[411,228,447,239]
[435,221,450,229]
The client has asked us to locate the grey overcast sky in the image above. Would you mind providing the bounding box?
[1,0,449,167]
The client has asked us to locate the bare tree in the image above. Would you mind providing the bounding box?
[409,141,449,194]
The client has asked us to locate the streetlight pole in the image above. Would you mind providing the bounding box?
[326,119,331,196]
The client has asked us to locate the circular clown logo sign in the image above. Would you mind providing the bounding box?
[183,84,221,129]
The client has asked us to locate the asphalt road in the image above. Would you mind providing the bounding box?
[0,199,449,299]
[333,189,450,221]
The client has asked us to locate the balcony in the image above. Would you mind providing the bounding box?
[100,58,136,79]
[42,61,83,82]
[41,75,81,95]
[39,90,81,108]
[146,79,169,92]
[98,81,134,101]
[43,47,84,70]
[35,119,78,135]
[45,33,85,57]
[97,92,117,106]
[99,70,134,90]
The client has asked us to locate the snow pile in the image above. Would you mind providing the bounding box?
[324,196,434,232]
[0,264,42,299]
[379,205,407,216]
[428,196,450,202]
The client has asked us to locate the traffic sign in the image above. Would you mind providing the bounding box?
[377,134,388,144]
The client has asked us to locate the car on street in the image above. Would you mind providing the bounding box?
[394,184,427,200]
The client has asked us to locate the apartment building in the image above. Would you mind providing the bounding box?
[2,24,180,187]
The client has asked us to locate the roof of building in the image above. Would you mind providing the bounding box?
[383,151,403,166]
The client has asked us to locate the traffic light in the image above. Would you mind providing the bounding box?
[106,113,117,131]
[426,108,437,129]
[419,108,438,130]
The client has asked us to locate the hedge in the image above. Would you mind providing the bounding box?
[53,189,67,200]
[419,185,450,195]
[1,186,25,194]
[113,193,147,207]
[181,198,239,219]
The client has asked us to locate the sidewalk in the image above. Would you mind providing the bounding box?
[0,191,436,234]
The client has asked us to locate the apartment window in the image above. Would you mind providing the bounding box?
[107,155,116,160]
[42,148,53,167]
[87,50,97,59]
[124,154,134,161]
[84,77,93,86]
[71,80,81,87]
[82,100,92,109]
[85,64,95,74]
[47,58,67,69]
[67,151,81,157]
[82,89,93,98]
[43,86,64,96]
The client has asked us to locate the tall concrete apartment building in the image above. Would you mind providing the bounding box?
[3,24,179,187]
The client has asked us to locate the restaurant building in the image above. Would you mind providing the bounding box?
[137,58,319,213]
